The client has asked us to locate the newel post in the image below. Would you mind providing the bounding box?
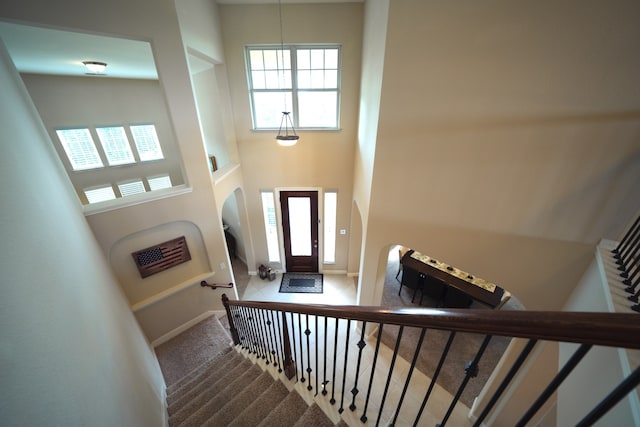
[221,294,240,345]
[281,311,297,379]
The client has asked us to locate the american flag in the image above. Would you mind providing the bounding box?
[132,236,191,278]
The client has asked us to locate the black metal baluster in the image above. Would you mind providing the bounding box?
[305,314,313,391]
[361,323,384,424]
[270,310,280,367]
[576,365,640,426]
[618,236,640,278]
[414,331,456,427]
[289,312,299,382]
[472,339,537,427]
[616,227,640,270]
[330,317,339,405]
[615,216,640,260]
[257,308,270,361]
[515,344,592,427]
[243,307,258,355]
[375,326,404,427]
[349,321,367,411]
[439,335,493,427]
[233,306,248,349]
[391,327,427,426]
[298,313,306,384]
[273,310,283,373]
[338,319,351,413]
[315,315,319,396]
[322,316,329,396]
[249,307,263,358]
[612,214,640,254]
[258,309,272,364]
[281,311,296,380]
[623,262,640,290]
[267,310,279,368]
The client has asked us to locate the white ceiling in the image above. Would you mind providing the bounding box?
[0,21,158,79]
[0,1,363,79]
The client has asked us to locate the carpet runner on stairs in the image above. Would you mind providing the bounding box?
[159,315,347,427]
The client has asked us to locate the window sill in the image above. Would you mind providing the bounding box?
[83,184,192,216]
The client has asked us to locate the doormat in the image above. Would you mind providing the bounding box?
[279,273,323,294]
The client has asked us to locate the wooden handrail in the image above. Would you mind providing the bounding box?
[223,298,640,350]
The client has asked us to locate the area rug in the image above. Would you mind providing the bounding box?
[279,273,323,294]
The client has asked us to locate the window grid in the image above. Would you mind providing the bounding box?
[84,185,116,203]
[95,126,136,166]
[56,128,104,171]
[118,179,146,197]
[246,45,340,130]
[55,124,174,205]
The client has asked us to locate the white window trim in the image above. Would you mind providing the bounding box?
[245,45,342,131]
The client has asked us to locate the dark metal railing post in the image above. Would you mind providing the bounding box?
[392,327,427,426]
[575,366,640,427]
[221,294,240,345]
[515,343,592,427]
[439,335,493,427]
[281,311,296,379]
[611,215,640,254]
[472,339,538,427]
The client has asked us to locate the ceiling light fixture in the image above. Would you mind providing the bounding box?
[275,0,299,146]
[82,61,107,74]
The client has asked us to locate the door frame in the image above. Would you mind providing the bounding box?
[275,187,324,273]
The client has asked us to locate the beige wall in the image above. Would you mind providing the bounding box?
[1,0,237,342]
[0,39,164,426]
[219,3,363,273]
[357,0,640,309]
[22,74,184,203]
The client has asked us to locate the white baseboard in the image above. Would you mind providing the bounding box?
[151,310,226,347]
[347,272,359,277]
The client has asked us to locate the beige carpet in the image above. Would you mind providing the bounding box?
[155,315,233,386]
[158,315,346,426]
[380,249,523,407]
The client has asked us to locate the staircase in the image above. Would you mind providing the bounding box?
[158,315,347,427]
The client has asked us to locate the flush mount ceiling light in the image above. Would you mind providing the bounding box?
[275,0,299,146]
[82,61,107,74]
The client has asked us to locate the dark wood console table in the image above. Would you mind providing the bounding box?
[400,250,508,309]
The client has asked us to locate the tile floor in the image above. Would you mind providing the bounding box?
[241,271,358,306]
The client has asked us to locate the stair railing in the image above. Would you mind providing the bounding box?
[222,294,640,426]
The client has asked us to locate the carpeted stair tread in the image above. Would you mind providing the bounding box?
[293,403,342,427]
[166,346,233,396]
[227,379,290,427]
[157,315,233,387]
[167,350,242,405]
[256,389,309,427]
[171,363,263,427]
[168,354,251,416]
[202,371,277,426]
[169,363,262,426]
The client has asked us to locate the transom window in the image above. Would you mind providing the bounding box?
[54,124,175,205]
[246,45,340,130]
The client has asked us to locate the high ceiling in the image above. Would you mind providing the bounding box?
[0,21,158,79]
[0,1,363,79]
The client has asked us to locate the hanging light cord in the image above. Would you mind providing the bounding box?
[278,0,287,113]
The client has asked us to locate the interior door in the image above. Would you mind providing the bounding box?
[280,190,319,272]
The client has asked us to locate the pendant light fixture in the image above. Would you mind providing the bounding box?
[275,0,299,146]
